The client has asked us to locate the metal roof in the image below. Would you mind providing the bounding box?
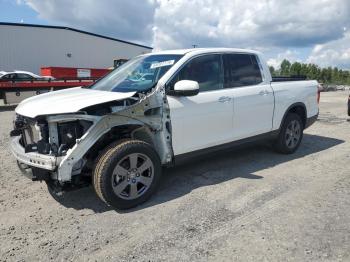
[0,22,152,50]
[150,47,260,55]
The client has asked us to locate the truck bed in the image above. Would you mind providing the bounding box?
[272,76,307,82]
[270,79,319,130]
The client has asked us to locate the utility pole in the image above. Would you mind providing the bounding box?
[192,44,198,48]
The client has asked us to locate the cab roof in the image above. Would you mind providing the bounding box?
[150,48,260,56]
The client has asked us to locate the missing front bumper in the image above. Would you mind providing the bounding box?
[10,136,57,171]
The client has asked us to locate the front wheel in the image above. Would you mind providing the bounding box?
[93,140,162,209]
[274,113,303,154]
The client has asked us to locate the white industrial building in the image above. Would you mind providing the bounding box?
[0,22,152,74]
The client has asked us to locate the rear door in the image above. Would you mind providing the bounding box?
[167,54,234,155]
[222,53,274,139]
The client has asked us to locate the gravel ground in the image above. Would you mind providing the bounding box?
[0,91,349,261]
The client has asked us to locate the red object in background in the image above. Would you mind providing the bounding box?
[41,66,110,79]
[0,79,97,90]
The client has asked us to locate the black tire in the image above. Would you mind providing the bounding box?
[274,113,304,154]
[46,181,65,201]
[93,139,162,209]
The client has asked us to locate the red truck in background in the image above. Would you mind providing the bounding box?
[41,67,110,79]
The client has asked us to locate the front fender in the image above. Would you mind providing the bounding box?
[57,114,147,182]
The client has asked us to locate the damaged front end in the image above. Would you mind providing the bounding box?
[10,112,95,181]
[10,85,174,188]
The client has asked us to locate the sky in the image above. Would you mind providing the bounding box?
[1,0,350,69]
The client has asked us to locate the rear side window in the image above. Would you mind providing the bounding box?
[168,54,222,92]
[223,54,262,88]
[16,73,33,79]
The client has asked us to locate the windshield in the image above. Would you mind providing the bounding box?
[88,54,183,92]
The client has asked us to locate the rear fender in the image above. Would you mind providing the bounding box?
[278,102,307,129]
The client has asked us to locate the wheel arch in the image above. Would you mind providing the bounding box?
[84,124,158,163]
[279,102,307,129]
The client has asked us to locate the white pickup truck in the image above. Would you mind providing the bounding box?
[10,48,319,209]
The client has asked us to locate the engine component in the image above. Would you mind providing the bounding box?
[57,120,93,152]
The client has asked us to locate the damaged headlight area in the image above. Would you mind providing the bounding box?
[56,120,92,155]
[11,114,48,153]
[11,114,93,157]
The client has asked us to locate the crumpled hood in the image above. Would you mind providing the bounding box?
[15,87,136,118]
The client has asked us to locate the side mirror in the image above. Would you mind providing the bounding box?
[168,80,199,96]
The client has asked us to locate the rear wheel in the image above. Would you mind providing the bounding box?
[274,113,303,154]
[93,140,161,209]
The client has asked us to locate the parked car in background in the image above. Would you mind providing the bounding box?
[10,48,319,209]
[0,70,55,81]
[325,85,337,92]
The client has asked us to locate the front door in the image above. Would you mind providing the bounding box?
[167,54,234,155]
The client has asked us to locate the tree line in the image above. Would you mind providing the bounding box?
[269,59,350,85]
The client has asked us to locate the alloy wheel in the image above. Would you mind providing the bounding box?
[285,120,301,149]
[111,153,154,200]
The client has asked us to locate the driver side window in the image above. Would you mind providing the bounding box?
[168,54,223,92]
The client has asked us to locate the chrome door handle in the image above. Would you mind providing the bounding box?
[218,96,232,103]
